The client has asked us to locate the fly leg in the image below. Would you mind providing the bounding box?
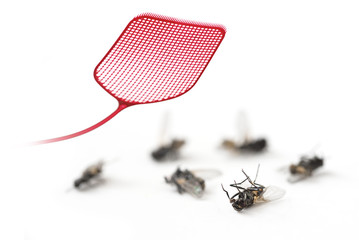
[229,177,248,188]
[221,184,231,200]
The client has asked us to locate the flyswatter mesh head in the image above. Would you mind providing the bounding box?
[34,13,226,144]
[95,13,225,104]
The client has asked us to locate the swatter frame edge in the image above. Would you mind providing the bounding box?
[93,16,140,107]
[93,13,226,106]
[135,13,227,35]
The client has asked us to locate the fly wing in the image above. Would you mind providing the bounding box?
[261,185,285,202]
[159,111,170,146]
[236,111,249,144]
[191,169,222,180]
[179,178,205,198]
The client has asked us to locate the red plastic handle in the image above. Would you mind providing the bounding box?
[31,103,128,145]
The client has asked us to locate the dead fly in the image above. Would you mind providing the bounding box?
[288,155,324,182]
[222,112,267,154]
[151,112,186,161]
[165,167,205,198]
[222,138,267,153]
[221,166,285,212]
[152,139,186,161]
[74,161,104,190]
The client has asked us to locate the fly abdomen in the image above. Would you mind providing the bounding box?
[238,138,267,152]
[152,147,171,161]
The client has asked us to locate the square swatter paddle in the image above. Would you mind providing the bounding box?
[35,13,226,144]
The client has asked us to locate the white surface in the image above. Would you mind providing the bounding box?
[1,0,359,239]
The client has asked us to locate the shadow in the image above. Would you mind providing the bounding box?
[74,178,107,192]
[287,170,336,184]
[220,149,282,161]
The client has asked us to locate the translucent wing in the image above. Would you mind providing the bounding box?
[159,111,170,146]
[236,111,249,143]
[178,178,205,198]
[191,169,222,180]
[261,185,285,202]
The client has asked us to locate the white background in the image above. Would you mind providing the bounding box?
[1,0,359,239]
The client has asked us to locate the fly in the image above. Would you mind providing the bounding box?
[151,112,186,161]
[222,112,267,154]
[288,155,324,182]
[152,139,186,161]
[222,166,285,212]
[73,161,104,190]
[165,167,206,198]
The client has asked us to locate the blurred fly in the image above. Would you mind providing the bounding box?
[222,111,267,154]
[165,167,216,198]
[151,112,186,161]
[73,161,104,190]
[152,139,186,161]
[221,166,285,212]
[288,155,324,182]
[222,138,267,153]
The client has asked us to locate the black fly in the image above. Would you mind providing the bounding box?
[222,112,267,154]
[74,161,104,190]
[151,112,186,161]
[222,138,267,153]
[152,139,186,161]
[165,167,205,198]
[222,166,284,212]
[288,155,324,182]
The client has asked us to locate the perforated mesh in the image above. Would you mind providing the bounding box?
[94,13,226,104]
